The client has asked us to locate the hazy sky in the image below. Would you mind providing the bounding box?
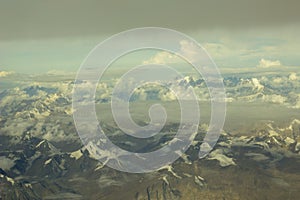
[0,0,300,73]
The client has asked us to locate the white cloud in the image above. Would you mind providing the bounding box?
[257,59,281,68]
[143,40,201,65]
[0,71,14,77]
[143,51,178,65]
[289,72,297,81]
[203,42,234,59]
[252,78,264,91]
[46,70,76,76]
[273,77,283,83]
[179,40,201,62]
[0,156,15,171]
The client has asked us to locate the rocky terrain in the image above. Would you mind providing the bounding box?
[0,118,299,199]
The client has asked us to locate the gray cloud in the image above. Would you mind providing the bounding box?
[1,0,300,40]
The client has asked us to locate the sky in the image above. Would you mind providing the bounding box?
[0,0,300,74]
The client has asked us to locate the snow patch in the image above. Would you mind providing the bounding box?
[44,158,52,165]
[6,176,15,185]
[70,149,83,160]
[208,149,236,167]
[36,140,46,148]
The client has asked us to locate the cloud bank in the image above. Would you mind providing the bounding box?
[257,59,281,68]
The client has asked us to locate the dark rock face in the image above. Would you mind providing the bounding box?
[0,173,40,200]
[0,119,299,199]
